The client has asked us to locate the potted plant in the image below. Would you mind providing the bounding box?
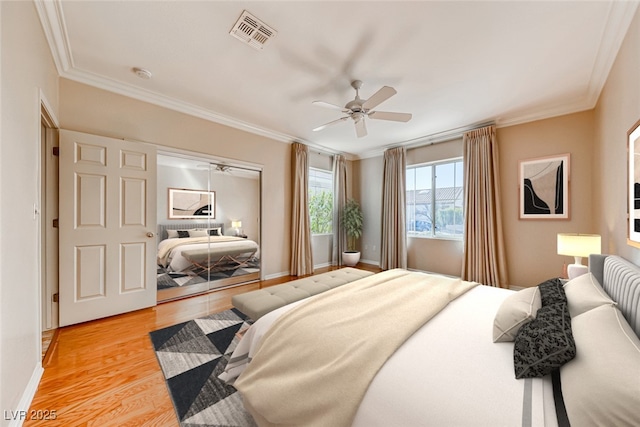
[342,198,364,266]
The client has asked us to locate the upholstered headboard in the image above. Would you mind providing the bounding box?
[589,254,640,338]
[157,222,225,241]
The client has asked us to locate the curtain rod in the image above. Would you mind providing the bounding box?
[390,121,496,151]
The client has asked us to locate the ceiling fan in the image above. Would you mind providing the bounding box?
[215,164,233,173]
[312,80,412,138]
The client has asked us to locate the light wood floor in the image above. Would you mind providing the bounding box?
[27,264,381,426]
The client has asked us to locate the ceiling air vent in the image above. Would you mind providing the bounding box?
[230,10,277,50]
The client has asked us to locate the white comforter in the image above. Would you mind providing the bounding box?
[222,282,558,427]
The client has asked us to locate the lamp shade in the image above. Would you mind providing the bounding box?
[231,221,242,228]
[557,233,601,258]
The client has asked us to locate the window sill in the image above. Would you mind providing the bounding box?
[407,234,462,242]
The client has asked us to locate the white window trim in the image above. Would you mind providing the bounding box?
[406,157,464,240]
[309,167,333,235]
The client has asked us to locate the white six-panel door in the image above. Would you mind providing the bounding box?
[59,130,157,326]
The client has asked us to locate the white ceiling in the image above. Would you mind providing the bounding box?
[36,1,638,158]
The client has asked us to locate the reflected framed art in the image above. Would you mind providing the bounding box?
[168,188,215,219]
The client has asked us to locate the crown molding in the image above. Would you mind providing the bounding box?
[35,0,301,146]
[585,0,639,108]
[65,66,301,144]
[34,0,73,73]
[35,0,638,162]
[494,96,594,130]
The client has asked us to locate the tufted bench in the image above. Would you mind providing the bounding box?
[232,267,375,321]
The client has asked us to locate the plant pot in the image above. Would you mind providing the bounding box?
[342,251,361,267]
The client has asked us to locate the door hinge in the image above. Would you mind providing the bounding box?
[52,293,59,303]
[52,147,60,156]
[53,218,59,228]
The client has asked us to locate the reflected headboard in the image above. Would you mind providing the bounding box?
[157,222,225,241]
[589,254,640,338]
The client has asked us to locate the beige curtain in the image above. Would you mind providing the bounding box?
[461,125,508,287]
[332,154,347,266]
[381,147,407,270]
[290,142,313,276]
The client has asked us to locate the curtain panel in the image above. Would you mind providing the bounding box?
[332,154,347,266]
[290,142,313,276]
[381,146,407,270]
[461,125,508,287]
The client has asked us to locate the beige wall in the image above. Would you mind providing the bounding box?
[58,79,291,279]
[594,7,640,265]
[1,1,60,420]
[498,111,596,287]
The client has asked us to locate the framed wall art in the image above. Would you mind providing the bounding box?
[628,119,640,247]
[168,188,215,219]
[519,153,570,220]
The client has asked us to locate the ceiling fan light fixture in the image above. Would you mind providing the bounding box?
[312,80,412,138]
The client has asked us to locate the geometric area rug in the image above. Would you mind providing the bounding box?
[149,308,257,427]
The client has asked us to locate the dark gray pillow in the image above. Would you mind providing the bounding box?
[177,230,190,238]
[513,302,576,378]
[538,278,566,306]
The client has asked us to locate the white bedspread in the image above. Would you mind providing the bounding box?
[234,269,477,427]
[223,281,558,427]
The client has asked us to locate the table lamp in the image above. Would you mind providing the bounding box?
[232,221,242,236]
[557,233,601,279]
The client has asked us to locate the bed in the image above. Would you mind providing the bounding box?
[156,222,259,273]
[221,254,640,427]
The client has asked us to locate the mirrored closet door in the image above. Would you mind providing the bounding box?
[156,152,261,302]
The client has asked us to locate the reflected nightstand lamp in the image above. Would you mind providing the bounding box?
[232,221,242,236]
[557,233,601,279]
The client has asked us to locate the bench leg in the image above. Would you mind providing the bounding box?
[188,250,258,273]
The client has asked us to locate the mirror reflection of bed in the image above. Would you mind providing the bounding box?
[156,153,261,302]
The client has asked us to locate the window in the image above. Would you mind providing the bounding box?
[406,158,464,238]
[309,168,333,234]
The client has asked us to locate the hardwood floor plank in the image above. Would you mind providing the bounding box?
[25,264,381,426]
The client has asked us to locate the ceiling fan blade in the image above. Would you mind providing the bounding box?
[355,118,367,138]
[362,86,396,110]
[313,116,349,132]
[312,100,348,112]
[368,111,412,122]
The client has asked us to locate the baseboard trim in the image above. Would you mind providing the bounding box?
[8,365,44,427]
[407,267,460,278]
[42,329,60,368]
[313,262,332,270]
[359,259,380,267]
[264,271,290,280]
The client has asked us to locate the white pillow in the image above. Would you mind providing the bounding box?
[207,227,222,236]
[493,273,617,343]
[166,229,193,238]
[188,229,208,237]
[560,304,640,426]
[563,272,616,318]
[492,287,541,342]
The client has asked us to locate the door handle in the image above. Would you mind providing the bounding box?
[146,232,154,238]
